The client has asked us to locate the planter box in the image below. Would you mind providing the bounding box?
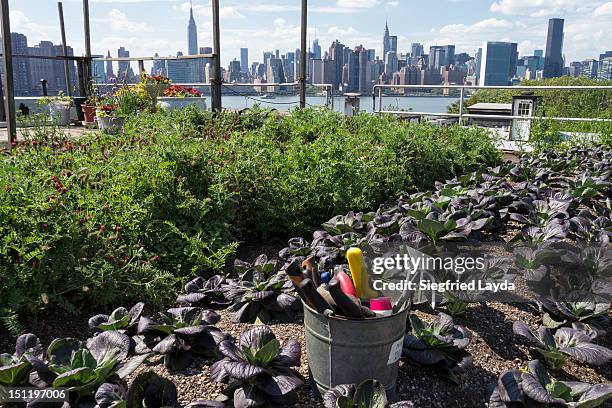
[49,102,72,126]
[96,115,126,133]
[157,97,207,111]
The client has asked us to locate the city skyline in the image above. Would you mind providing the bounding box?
[7,0,612,66]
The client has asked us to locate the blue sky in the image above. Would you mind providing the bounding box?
[8,0,612,66]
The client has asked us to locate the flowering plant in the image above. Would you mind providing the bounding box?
[38,91,73,107]
[96,103,118,117]
[163,84,202,98]
[140,73,171,85]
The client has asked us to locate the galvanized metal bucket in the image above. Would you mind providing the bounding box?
[303,301,409,395]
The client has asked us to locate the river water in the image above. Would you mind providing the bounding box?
[220,95,457,114]
[13,95,457,116]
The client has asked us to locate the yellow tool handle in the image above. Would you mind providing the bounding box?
[346,247,378,300]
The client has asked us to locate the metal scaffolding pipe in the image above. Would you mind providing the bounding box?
[82,0,92,96]
[299,0,307,109]
[211,0,222,111]
[0,0,16,144]
[58,2,72,96]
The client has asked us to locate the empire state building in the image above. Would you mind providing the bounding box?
[188,0,198,55]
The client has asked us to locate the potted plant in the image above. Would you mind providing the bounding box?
[158,84,207,111]
[39,91,73,126]
[96,102,124,132]
[81,82,101,124]
[141,73,171,99]
[82,95,100,125]
[96,84,152,132]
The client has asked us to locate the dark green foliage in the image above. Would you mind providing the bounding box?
[0,107,500,332]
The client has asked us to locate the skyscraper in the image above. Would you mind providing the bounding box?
[411,43,424,58]
[390,36,398,54]
[441,45,455,67]
[311,58,324,84]
[330,40,345,90]
[543,18,564,78]
[152,53,166,76]
[479,41,518,86]
[475,47,482,82]
[240,48,249,73]
[383,20,391,59]
[534,49,545,70]
[117,47,131,80]
[106,50,114,80]
[4,33,31,96]
[429,46,446,70]
[28,40,77,94]
[188,0,198,55]
[266,58,286,91]
[346,49,359,92]
[168,51,187,83]
[92,55,105,83]
[312,39,321,60]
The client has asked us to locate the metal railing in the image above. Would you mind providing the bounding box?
[372,84,612,124]
[92,72,335,110]
[0,0,316,143]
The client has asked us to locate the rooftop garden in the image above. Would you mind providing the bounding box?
[0,99,610,407]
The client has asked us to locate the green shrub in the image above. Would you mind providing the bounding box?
[0,107,500,332]
[448,77,612,149]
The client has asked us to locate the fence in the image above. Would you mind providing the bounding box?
[372,84,612,124]
[0,0,310,143]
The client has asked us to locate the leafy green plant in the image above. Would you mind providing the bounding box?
[28,331,149,405]
[512,321,612,370]
[209,325,303,408]
[0,333,42,386]
[1,108,501,330]
[323,379,414,408]
[88,303,144,334]
[176,275,232,309]
[224,256,302,323]
[538,297,610,334]
[136,307,225,371]
[93,371,180,408]
[402,313,472,383]
[489,359,612,407]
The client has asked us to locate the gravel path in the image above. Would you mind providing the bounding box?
[4,301,610,408]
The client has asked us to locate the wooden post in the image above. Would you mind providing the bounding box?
[82,0,92,96]
[0,0,16,144]
[299,0,307,108]
[211,0,222,111]
[58,2,72,96]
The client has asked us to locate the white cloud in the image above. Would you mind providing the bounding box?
[336,0,378,8]
[9,10,53,39]
[438,18,517,35]
[273,18,286,27]
[327,26,360,36]
[490,0,601,17]
[312,0,379,13]
[174,2,245,19]
[108,9,150,32]
[245,4,300,12]
[593,2,612,16]
[387,1,400,6]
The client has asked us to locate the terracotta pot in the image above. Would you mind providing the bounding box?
[81,104,97,123]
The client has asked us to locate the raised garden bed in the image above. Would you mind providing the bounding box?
[1,141,611,407]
